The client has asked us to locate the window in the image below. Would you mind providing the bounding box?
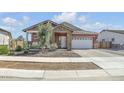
[111,38,115,42]
[102,39,105,42]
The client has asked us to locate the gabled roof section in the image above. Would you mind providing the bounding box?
[0,28,12,37]
[60,22,98,34]
[0,28,10,34]
[60,22,84,31]
[102,29,124,34]
[23,20,58,32]
[23,20,97,35]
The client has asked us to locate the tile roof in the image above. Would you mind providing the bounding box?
[60,22,98,34]
[23,20,97,35]
[60,22,84,31]
[23,20,58,32]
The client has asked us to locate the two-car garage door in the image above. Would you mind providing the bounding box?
[72,36,93,49]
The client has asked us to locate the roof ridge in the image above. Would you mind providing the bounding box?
[23,20,58,31]
[103,29,124,31]
[60,22,85,31]
[103,29,124,34]
[0,28,12,37]
[60,22,97,34]
[0,28,10,33]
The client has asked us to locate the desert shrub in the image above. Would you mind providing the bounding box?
[15,45,22,51]
[0,45,9,55]
[50,43,58,51]
[23,41,29,50]
[24,50,29,54]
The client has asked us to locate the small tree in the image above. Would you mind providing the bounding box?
[38,24,46,48]
[38,22,53,53]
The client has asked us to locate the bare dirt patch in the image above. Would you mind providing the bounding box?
[15,49,81,57]
[0,61,102,70]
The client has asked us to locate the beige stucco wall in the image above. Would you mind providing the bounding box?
[0,30,10,45]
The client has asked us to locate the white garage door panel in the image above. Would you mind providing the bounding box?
[72,39,93,49]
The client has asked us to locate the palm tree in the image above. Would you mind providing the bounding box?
[38,22,53,53]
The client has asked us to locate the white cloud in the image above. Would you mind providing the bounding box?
[53,12,77,23]
[81,22,105,31]
[1,16,30,33]
[81,22,124,31]
[78,15,124,31]
[78,16,87,24]
[53,12,124,32]
[22,16,30,22]
[2,17,21,26]
[2,16,30,27]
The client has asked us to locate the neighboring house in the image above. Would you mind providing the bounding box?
[12,35,25,50]
[97,30,124,48]
[23,20,98,50]
[0,28,12,46]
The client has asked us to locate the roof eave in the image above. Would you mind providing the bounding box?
[22,20,58,32]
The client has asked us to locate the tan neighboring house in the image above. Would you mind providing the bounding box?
[23,20,98,50]
[0,28,12,47]
[12,36,25,50]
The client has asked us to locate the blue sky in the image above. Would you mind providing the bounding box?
[0,12,124,39]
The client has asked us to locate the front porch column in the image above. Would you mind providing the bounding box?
[67,31,72,51]
[26,32,29,49]
[52,32,56,44]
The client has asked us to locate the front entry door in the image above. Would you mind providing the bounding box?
[61,36,66,48]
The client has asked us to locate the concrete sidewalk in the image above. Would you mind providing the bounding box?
[0,56,124,80]
[0,56,124,62]
[0,56,91,62]
[0,68,124,80]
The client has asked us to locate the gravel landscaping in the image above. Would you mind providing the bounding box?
[0,61,102,70]
[15,49,81,57]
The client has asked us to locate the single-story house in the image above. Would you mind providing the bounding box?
[11,35,25,50]
[97,29,124,48]
[0,28,12,46]
[23,20,98,50]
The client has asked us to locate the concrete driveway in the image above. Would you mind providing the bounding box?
[100,49,124,56]
[72,49,124,79]
[72,49,123,57]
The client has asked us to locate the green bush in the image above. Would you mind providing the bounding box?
[0,45,9,55]
[24,50,29,54]
[23,41,29,50]
[15,45,22,51]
